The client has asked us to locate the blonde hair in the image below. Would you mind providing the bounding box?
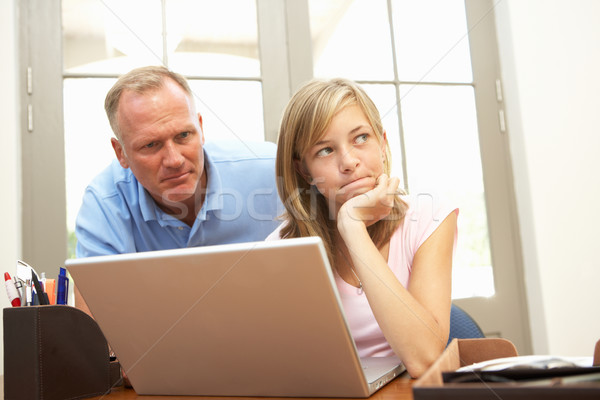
[105,65,193,141]
[276,78,407,266]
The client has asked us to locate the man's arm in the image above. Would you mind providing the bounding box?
[75,187,135,258]
[73,187,134,315]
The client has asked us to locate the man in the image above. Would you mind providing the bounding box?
[75,66,282,258]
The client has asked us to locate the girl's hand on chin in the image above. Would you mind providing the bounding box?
[337,174,400,229]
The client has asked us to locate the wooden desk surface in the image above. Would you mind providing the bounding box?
[90,374,415,400]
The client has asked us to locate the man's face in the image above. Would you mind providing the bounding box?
[111,79,205,215]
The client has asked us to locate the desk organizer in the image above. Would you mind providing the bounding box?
[3,305,122,400]
[414,338,600,400]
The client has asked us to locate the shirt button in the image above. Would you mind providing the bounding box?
[178,226,184,231]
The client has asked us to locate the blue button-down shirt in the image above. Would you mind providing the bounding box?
[75,141,283,257]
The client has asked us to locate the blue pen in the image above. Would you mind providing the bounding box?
[56,267,69,305]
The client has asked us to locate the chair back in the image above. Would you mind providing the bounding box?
[447,304,484,346]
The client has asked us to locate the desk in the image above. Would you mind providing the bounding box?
[89,375,415,400]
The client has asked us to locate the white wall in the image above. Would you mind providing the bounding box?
[495,0,600,356]
[0,0,21,375]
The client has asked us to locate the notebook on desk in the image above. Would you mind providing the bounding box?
[65,236,405,397]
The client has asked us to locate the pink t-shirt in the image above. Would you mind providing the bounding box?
[266,195,458,357]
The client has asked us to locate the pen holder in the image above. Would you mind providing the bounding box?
[3,305,122,400]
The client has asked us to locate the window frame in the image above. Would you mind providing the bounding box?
[19,0,67,273]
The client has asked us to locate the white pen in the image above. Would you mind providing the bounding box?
[13,276,24,304]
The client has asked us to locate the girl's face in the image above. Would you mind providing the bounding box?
[298,104,387,213]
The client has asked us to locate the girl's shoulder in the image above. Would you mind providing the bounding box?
[400,194,458,227]
[392,194,458,247]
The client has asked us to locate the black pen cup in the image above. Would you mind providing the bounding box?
[3,305,121,400]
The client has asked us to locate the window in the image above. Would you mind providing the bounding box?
[308,0,492,298]
[62,0,265,255]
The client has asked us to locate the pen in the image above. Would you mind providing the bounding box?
[56,267,69,305]
[31,271,50,306]
[16,260,33,305]
[45,278,56,304]
[25,279,32,306]
[4,272,21,307]
[13,276,24,305]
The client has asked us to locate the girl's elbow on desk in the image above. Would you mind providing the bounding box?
[396,330,447,378]
[403,345,445,378]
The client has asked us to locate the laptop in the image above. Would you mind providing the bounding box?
[66,236,405,397]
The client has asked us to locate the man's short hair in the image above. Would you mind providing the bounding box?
[105,66,193,140]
